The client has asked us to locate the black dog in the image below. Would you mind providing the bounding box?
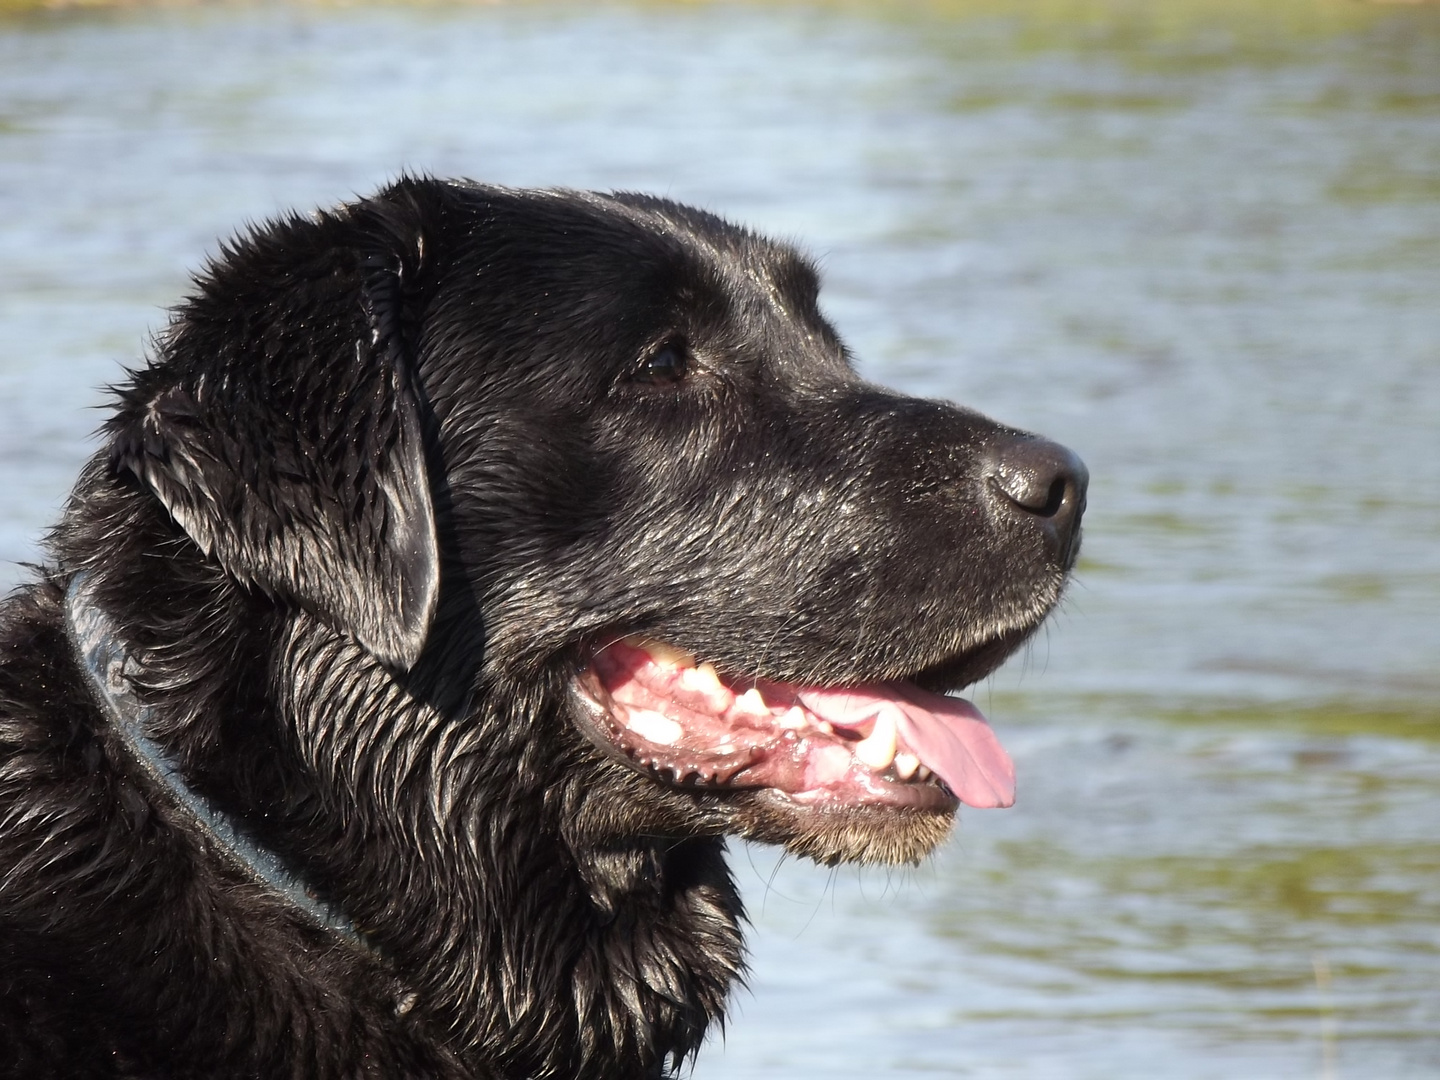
[0,178,1085,1078]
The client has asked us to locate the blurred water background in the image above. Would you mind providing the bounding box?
[2,1,1438,1076]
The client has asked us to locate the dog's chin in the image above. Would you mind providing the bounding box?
[725,794,958,867]
[570,635,1021,866]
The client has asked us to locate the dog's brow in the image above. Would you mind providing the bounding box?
[740,263,786,320]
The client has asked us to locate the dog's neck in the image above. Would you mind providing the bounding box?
[64,572,363,945]
[61,481,743,1078]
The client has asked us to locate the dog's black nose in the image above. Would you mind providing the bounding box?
[982,435,1088,567]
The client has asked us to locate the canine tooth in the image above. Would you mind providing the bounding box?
[893,752,920,781]
[778,706,808,730]
[625,710,683,746]
[734,688,769,717]
[853,710,898,772]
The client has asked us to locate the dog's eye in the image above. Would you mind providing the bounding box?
[634,343,689,385]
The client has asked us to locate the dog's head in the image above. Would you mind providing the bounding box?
[109,177,1085,873]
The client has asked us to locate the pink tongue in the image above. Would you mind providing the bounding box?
[796,685,1016,809]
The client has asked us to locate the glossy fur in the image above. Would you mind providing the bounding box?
[0,178,1078,1077]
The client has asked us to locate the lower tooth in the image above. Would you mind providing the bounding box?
[778,707,808,730]
[854,711,898,772]
[734,688,769,717]
[680,662,724,695]
[894,753,920,781]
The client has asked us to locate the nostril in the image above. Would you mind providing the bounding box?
[984,436,1089,524]
[980,435,1088,569]
[989,451,1082,515]
[993,471,1070,518]
[1039,476,1068,518]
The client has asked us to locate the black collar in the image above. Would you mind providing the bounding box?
[64,572,363,946]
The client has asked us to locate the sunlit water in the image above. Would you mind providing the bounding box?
[1,3,1437,1076]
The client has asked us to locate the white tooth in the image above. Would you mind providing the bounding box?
[626,710,683,746]
[815,720,834,735]
[680,662,724,695]
[916,764,932,782]
[734,687,769,717]
[779,706,808,730]
[854,710,898,772]
[893,752,920,781]
[623,636,696,668]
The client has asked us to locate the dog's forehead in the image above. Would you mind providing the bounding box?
[460,185,823,319]
[599,190,820,297]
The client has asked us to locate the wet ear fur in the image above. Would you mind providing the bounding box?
[108,183,441,671]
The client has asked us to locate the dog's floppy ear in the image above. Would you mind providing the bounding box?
[109,185,441,671]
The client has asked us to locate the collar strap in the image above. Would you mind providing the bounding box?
[64,572,363,946]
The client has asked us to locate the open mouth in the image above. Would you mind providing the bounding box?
[575,637,1015,812]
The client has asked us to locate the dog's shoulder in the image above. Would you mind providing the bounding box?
[0,578,109,854]
[0,579,133,1074]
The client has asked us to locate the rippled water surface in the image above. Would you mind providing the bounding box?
[2,2,1438,1076]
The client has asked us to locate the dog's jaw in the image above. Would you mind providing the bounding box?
[573,632,1019,803]
[568,634,1026,866]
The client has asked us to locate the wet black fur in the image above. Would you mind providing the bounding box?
[0,178,1078,1077]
